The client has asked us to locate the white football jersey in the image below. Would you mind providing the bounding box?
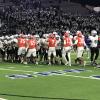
[0,40,3,48]
[89,35,98,47]
[56,39,61,50]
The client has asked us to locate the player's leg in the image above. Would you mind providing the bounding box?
[62,48,68,65]
[48,49,52,65]
[33,50,38,64]
[90,47,95,65]
[75,47,84,64]
[94,47,99,65]
[52,50,56,64]
[67,52,71,66]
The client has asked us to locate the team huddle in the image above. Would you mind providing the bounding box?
[0,30,100,66]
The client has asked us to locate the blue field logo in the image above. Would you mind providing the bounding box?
[90,75,100,80]
[33,69,87,77]
[34,71,65,76]
[6,74,33,79]
[5,69,89,79]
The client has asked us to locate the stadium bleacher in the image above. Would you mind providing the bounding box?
[0,0,99,35]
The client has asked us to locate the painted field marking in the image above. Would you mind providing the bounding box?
[8,67,15,69]
[0,98,7,100]
[0,68,35,73]
[23,66,30,68]
[63,74,96,80]
[0,68,99,80]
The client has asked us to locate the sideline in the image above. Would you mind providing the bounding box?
[62,74,99,80]
[0,68,35,73]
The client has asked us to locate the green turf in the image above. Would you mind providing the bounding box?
[0,51,100,100]
[0,61,100,100]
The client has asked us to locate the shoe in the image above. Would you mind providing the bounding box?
[48,62,51,65]
[83,61,86,67]
[21,60,24,63]
[96,65,100,68]
[90,61,94,65]
[23,62,27,65]
[67,61,71,66]
[91,61,97,66]
[65,62,68,66]
[69,63,71,66]
[36,62,38,65]
[93,61,97,65]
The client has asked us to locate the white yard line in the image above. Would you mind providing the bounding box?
[0,68,35,73]
[63,74,94,80]
[0,98,7,100]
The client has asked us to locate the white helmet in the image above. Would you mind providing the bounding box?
[1,36,4,40]
[91,30,97,36]
[34,34,39,38]
[43,34,49,38]
[65,30,70,34]
[53,32,57,35]
[76,31,82,34]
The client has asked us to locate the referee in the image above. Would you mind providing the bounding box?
[89,30,99,65]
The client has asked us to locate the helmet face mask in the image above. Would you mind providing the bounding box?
[56,35,60,40]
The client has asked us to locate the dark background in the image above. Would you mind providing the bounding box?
[0,0,100,6]
[71,0,100,6]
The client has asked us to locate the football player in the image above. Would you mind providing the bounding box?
[89,30,99,65]
[62,31,73,66]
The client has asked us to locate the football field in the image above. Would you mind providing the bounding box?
[0,62,100,100]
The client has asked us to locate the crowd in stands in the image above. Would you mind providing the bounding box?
[0,0,100,36]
